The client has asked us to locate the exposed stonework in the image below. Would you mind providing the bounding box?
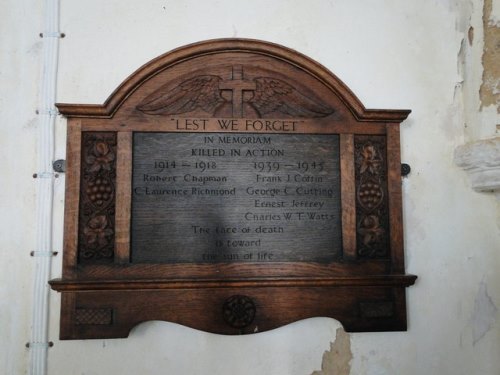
[480,0,500,112]
[311,328,352,375]
[455,137,500,191]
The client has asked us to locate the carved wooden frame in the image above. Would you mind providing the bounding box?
[50,39,416,339]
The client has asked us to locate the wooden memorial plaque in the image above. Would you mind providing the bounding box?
[50,39,416,339]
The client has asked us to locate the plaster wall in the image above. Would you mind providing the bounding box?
[1,0,499,374]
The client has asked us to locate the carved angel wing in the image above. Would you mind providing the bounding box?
[136,75,225,115]
[250,77,334,118]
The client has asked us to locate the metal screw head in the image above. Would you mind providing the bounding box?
[53,159,66,173]
[401,163,411,177]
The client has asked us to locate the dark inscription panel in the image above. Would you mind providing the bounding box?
[131,133,341,263]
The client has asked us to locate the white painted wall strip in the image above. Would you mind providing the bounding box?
[29,0,60,374]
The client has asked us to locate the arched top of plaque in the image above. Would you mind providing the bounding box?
[56,38,410,123]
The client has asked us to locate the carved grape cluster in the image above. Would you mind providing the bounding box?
[358,181,383,209]
[86,178,113,206]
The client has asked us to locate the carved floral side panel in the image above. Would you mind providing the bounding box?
[354,136,390,258]
[78,132,117,263]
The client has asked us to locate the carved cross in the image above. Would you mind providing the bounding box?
[220,65,256,117]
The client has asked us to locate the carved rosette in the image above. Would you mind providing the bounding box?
[78,132,117,263]
[222,295,256,329]
[354,136,389,258]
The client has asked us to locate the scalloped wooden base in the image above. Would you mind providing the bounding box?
[50,275,416,339]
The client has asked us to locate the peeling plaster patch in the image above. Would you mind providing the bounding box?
[480,0,500,112]
[497,194,500,229]
[490,0,500,26]
[471,281,498,345]
[311,328,352,375]
[457,36,467,79]
[452,0,473,33]
[468,26,474,45]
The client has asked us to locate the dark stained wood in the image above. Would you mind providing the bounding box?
[60,292,76,339]
[50,275,417,291]
[51,38,415,339]
[340,134,356,260]
[78,120,389,135]
[54,260,392,280]
[53,285,413,339]
[115,132,132,264]
[354,135,390,258]
[386,124,405,273]
[62,119,81,278]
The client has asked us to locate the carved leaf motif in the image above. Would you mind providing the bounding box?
[87,215,107,230]
[95,141,109,156]
[360,145,382,174]
[250,77,334,118]
[136,75,225,115]
[358,215,384,248]
[86,141,115,173]
[83,215,114,247]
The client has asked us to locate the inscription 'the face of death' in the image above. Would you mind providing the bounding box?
[136,65,334,118]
